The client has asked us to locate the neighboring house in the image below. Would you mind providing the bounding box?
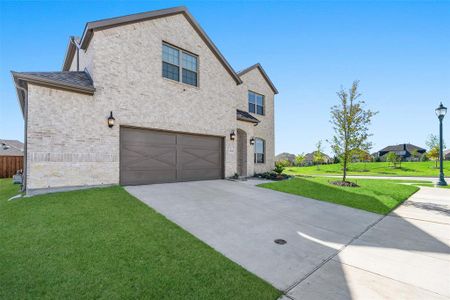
[303,151,332,166]
[12,7,278,194]
[444,149,450,160]
[275,152,296,165]
[374,143,426,161]
[0,139,24,178]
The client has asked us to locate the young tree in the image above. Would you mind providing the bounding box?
[386,151,400,168]
[411,149,420,162]
[313,140,325,169]
[329,81,377,182]
[295,153,305,166]
[426,134,446,168]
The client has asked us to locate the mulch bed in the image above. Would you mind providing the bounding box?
[330,180,360,187]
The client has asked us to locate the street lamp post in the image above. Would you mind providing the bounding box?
[435,102,447,186]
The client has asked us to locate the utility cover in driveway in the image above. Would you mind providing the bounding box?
[120,127,223,185]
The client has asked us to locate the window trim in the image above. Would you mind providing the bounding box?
[248,90,265,116]
[254,137,265,164]
[162,42,199,87]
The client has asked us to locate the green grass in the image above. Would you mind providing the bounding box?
[0,179,280,299]
[259,177,420,215]
[285,161,450,177]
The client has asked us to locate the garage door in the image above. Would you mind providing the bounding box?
[120,127,224,185]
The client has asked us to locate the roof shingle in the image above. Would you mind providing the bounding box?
[12,71,94,92]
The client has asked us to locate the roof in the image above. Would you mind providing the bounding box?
[11,71,95,115]
[275,152,296,162]
[237,63,279,94]
[378,143,426,154]
[304,151,331,161]
[0,139,24,156]
[12,71,94,92]
[62,6,243,85]
[236,109,260,124]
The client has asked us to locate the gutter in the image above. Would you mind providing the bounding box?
[12,80,28,193]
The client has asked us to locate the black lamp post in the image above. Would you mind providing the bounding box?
[435,102,447,186]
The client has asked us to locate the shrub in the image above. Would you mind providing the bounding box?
[274,162,285,174]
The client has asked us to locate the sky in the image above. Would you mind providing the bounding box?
[1,0,449,155]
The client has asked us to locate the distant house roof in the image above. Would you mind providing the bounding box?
[275,152,296,163]
[444,149,450,159]
[304,151,331,162]
[0,139,24,156]
[378,143,426,154]
[236,109,260,124]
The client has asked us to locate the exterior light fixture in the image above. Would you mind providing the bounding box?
[107,111,115,128]
[230,130,236,140]
[250,137,255,145]
[435,102,447,186]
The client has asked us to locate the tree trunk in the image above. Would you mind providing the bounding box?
[343,157,347,182]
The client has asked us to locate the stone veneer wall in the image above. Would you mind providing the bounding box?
[26,85,119,190]
[26,13,275,190]
[238,69,275,174]
[27,14,239,190]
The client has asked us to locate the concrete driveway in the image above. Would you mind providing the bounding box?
[126,180,450,299]
[125,180,382,291]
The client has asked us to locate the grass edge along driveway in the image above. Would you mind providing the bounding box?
[284,161,450,177]
[0,179,280,299]
[259,177,422,215]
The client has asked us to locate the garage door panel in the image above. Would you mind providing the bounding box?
[120,127,223,185]
[178,134,221,148]
[122,147,176,169]
[180,149,221,168]
[179,168,223,182]
[121,170,177,185]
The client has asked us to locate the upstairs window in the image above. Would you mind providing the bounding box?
[254,138,265,163]
[248,91,264,115]
[162,43,198,86]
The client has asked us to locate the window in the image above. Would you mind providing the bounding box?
[248,91,264,115]
[162,43,198,86]
[254,138,265,163]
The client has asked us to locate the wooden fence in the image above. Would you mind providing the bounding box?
[0,156,23,178]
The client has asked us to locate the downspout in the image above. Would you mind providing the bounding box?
[14,82,28,193]
[70,37,81,71]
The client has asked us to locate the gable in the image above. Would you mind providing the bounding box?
[62,6,242,85]
[238,63,278,94]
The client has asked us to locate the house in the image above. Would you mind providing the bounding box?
[303,151,332,166]
[12,7,278,194]
[0,139,24,178]
[374,143,426,161]
[444,149,450,160]
[275,152,296,165]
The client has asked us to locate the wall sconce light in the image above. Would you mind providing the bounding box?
[230,130,236,140]
[107,111,115,128]
[249,137,255,145]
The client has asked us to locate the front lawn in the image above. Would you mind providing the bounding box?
[0,179,280,299]
[284,161,450,177]
[259,177,421,215]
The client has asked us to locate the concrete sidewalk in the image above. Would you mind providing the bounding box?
[315,175,449,184]
[288,187,450,299]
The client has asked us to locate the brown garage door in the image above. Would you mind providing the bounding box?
[120,127,224,185]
